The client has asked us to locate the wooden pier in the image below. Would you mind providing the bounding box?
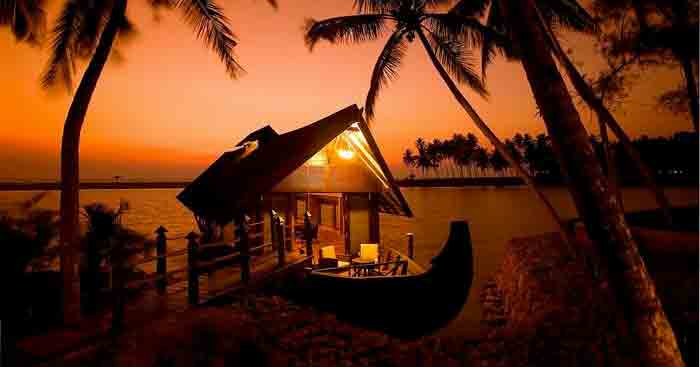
[16,214,310,366]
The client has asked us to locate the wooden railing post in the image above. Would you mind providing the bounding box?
[238,215,251,283]
[407,233,414,260]
[186,232,200,306]
[111,242,126,335]
[303,211,313,256]
[278,216,287,257]
[270,209,278,251]
[273,211,286,266]
[155,226,168,295]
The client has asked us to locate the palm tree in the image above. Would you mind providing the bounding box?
[473,146,490,175]
[535,9,674,226]
[427,139,445,177]
[402,148,417,177]
[451,133,469,176]
[457,0,684,364]
[42,0,271,322]
[414,137,431,177]
[303,0,567,236]
[0,0,46,44]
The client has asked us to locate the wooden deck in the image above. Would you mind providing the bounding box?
[15,246,310,366]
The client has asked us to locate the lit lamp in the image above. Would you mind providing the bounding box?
[336,136,355,160]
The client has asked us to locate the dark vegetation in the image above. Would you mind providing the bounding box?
[0,195,150,350]
[403,131,698,186]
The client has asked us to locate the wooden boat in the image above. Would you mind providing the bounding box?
[291,221,474,338]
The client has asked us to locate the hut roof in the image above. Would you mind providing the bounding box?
[177,105,412,223]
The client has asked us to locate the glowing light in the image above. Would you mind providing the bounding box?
[337,149,354,159]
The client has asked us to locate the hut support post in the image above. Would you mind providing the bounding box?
[256,196,264,251]
[304,212,313,256]
[274,213,286,266]
[186,232,200,306]
[407,233,414,260]
[155,226,168,295]
[342,194,351,255]
[369,193,380,244]
[286,194,296,251]
[238,216,251,283]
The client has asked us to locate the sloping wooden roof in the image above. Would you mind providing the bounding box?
[177,105,412,223]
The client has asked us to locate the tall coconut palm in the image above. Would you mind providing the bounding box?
[42,0,271,322]
[303,0,568,236]
[456,0,684,364]
[0,0,46,44]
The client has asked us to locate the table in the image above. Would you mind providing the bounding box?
[351,258,376,277]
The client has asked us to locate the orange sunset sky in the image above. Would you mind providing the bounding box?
[0,0,692,181]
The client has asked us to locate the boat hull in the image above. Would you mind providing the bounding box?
[292,221,474,338]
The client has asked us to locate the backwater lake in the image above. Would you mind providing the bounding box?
[1,186,696,338]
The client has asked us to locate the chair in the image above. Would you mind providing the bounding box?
[359,244,379,263]
[319,245,350,268]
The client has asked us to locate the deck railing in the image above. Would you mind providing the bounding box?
[99,210,293,334]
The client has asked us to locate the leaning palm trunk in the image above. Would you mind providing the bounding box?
[679,56,699,132]
[597,115,624,212]
[540,16,674,227]
[415,28,569,240]
[507,0,684,365]
[59,0,126,322]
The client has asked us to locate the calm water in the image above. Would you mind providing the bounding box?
[1,187,697,338]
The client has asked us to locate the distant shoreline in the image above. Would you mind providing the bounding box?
[396,177,698,188]
[397,177,525,187]
[0,182,190,191]
[1,178,695,191]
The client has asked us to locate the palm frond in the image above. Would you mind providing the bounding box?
[304,14,388,51]
[426,28,488,97]
[177,0,243,79]
[421,0,455,10]
[1,0,47,44]
[423,13,495,48]
[365,30,407,122]
[354,0,399,13]
[41,0,80,90]
[480,0,516,79]
[117,14,137,40]
[73,1,111,59]
[538,0,597,33]
[449,0,490,17]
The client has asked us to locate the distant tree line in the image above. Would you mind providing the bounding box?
[403,131,698,185]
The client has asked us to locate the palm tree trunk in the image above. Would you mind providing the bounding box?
[540,16,672,226]
[597,119,624,212]
[59,0,126,323]
[416,28,569,240]
[507,0,684,365]
[679,56,699,132]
